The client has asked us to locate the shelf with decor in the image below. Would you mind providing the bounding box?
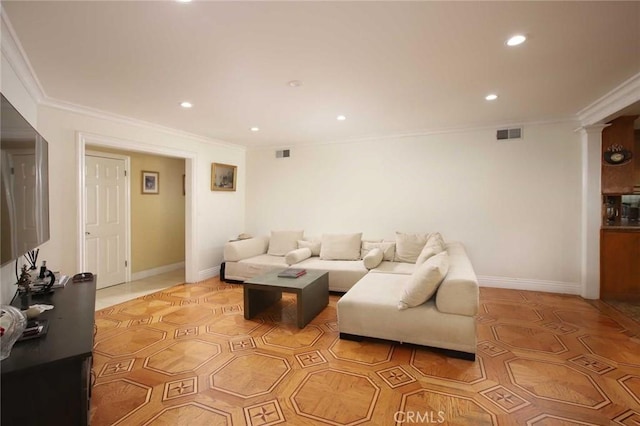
[600,116,640,301]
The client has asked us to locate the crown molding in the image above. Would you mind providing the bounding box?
[248,116,578,151]
[576,71,640,126]
[43,97,245,152]
[0,6,46,103]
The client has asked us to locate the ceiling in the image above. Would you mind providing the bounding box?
[3,1,640,148]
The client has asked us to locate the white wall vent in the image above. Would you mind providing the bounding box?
[275,149,290,158]
[496,127,523,140]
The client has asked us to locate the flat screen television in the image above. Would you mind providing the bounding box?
[1,93,50,266]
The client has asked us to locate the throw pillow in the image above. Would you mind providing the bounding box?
[416,232,446,265]
[363,248,384,269]
[394,232,430,263]
[298,240,321,256]
[361,241,396,261]
[267,230,304,256]
[320,233,363,260]
[398,251,449,310]
[285,247,312,265]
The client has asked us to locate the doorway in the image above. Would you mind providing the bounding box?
[77,132,197,285]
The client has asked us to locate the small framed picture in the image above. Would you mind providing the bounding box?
[142,171,159,194]
[211,163,237,191]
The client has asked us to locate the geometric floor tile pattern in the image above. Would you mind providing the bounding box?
[91,279,640,425]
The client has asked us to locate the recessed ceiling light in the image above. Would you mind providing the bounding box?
[287,80,302,87]
[176,0,192,3]
[336,115,347,121]
[250,127,260,132]
[180,101,193,108]
[506,34,526,47]
[485,94,498,101]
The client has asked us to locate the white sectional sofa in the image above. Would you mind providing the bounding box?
[222,231,479,359]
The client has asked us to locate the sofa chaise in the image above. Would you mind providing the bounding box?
[222,230,479,359]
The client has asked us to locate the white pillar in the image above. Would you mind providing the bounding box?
[579,124,607,299]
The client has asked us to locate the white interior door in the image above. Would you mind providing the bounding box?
[85,155,127,289]
[4,150,38,254]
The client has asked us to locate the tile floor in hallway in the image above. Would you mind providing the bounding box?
[95,268,185,310]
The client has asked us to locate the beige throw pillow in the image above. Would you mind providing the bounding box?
[267,230,304,256]
[361,241,396,261]
[297,240,321,256]
[363,248,384,269]
[394,232,430,263]
[285,247,312,265]
[416,232,446,265]
[320,233,363,260]
[398,251,449,310]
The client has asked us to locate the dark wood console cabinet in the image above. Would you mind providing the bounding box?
[1,277,96,426]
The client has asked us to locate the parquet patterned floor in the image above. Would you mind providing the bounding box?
[91,278,640,425]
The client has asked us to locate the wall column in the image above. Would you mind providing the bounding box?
[579,124,607,299]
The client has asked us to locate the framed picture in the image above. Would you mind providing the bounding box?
[211,163,237,191]
[142,171,159,194]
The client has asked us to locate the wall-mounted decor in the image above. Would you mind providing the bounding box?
[212,163,237,191]
[603,143,633,165]
[142,171,159,194]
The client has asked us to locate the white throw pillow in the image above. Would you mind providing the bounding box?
[267,230,304,256]
[363,248,384,269]
[416,232,446,265]
[320,233,363,260]
[394,232,430,263]
[298,240,321,256]
[285,247,312,265]
[398,251,449,310]
[361,241,396,261]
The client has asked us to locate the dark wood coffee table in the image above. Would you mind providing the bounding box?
[243,269,329,328]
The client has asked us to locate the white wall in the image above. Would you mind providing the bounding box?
[246,122,583,292]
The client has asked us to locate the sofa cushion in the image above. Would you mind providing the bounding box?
[370,261,416,275]
[285,247,312,265]
[363,248,384,270]
[298,240,321,256]
[361,241,396,261]
[394,232,430,263]
[267,230,304,256]
[297,257,368,293]
[416,232,446,265]
[224,236,269,262]
[398,251,449,310]
[320,233,363,260]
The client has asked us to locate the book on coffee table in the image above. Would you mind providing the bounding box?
[277,268,307,278]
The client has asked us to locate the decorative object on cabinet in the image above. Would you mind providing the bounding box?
[141,170,159,194]
[0,305,27,361]
[211,162,237,191]
[603,143,633,165]
[601,115,638,194]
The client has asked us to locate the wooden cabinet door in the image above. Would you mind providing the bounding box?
[602,116,637,194]
[600,229,640,300]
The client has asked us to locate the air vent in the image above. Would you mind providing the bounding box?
[496,126,523,140]
[275,149,290,158]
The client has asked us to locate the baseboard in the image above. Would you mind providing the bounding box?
[131,261,185,281]
[198,265,221,282]
[477,275,581,295]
